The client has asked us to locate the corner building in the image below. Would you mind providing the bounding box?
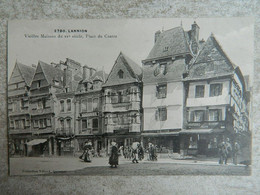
[142,23,200,152]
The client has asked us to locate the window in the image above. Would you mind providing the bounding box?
[195,85,205,98]
[160,64,166,74]
[194,110,204,122]
[15,120,20,128]
[156,84,167,98]
[93,98,98,111]
[54,80,59,86]
[66,119,71,129]
[92,118,98,129]
[34,120,39,128]
[81,100,87,111]
[87,98,92,111]
[209,110,221,121]
[37,100,43,109]
[37,80,41,88]
[67,99,71,111]
[82,119,88,130]
[118,70,124,79]
[47,119,51,127]
[163,46,169,52]
[210,83,222,97]
[60,120,64,129]
[155,107,167,121]
[118,91,123,103]
[60,100,64,112]
[9,120,14,128]
[20,99,25,109]
[42,99,46,109]
[25,119,30,127]
[39,119,44,128]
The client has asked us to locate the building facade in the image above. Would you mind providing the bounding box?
[181,34,250,156]
[75,66,107,155]
[141,23,200,152]
[102,52,142,152]
[8,22,251,159]
[8,62,35,155]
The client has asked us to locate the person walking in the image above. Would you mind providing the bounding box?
[109,142,119,168]
[232,141,240,165]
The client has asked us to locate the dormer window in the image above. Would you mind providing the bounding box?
[163,46,169,52]
[54,80,59,86]
[118,70,124,79]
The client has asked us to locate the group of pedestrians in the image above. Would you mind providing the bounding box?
[218,138,240,165]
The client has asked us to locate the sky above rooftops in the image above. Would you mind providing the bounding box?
[8,18,254,85]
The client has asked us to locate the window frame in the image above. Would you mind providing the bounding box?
[156,84,167,99]
[209,83,223,97]
[195,85,205,98]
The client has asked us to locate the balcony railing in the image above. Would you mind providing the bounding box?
[187,121,226,129]
[56,127,73,136]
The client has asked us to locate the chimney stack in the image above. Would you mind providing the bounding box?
[90,68,96,77]
[154,30,161,43]
[191,21,200,43]
[83,65,90,80]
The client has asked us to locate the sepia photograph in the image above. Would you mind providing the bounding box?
[7,18,253,176]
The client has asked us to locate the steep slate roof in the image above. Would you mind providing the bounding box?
[38,61,64,85]
[186,34,236,80]
[103,52,142,87]
[17,62,35,86]
[145,26,190,61]
[142,58,187,83]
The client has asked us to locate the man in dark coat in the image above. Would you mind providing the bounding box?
[109,142,119,168]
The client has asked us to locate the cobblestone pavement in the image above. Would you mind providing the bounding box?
[10,156,250,176]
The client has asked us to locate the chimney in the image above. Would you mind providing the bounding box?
[83,65,90,80]
[154,30,161,43]
[90,68,96,77]
[191,21,200,43]
[63,68,67,87]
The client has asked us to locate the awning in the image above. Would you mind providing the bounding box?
[26,139,47,146]
[180,129,225,134]
[141,132,179,136]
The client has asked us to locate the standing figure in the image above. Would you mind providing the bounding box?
[80,141,92,163]
[109,142,119,168]
[218,141,226,164]
[232,142,240,165]
[138,144,144,161]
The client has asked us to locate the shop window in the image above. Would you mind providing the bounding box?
[156,84,167,99]
[118,70,124,79]
[67,99,71,111]
[195,85,205,98]
[155,107,167,121]
[188,137,198,149]
[210,83,223,97]
[60,100,64,112]
[92,118,98,128]
[209,109,222,121]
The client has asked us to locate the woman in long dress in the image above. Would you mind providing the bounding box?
[109,142,119,168]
